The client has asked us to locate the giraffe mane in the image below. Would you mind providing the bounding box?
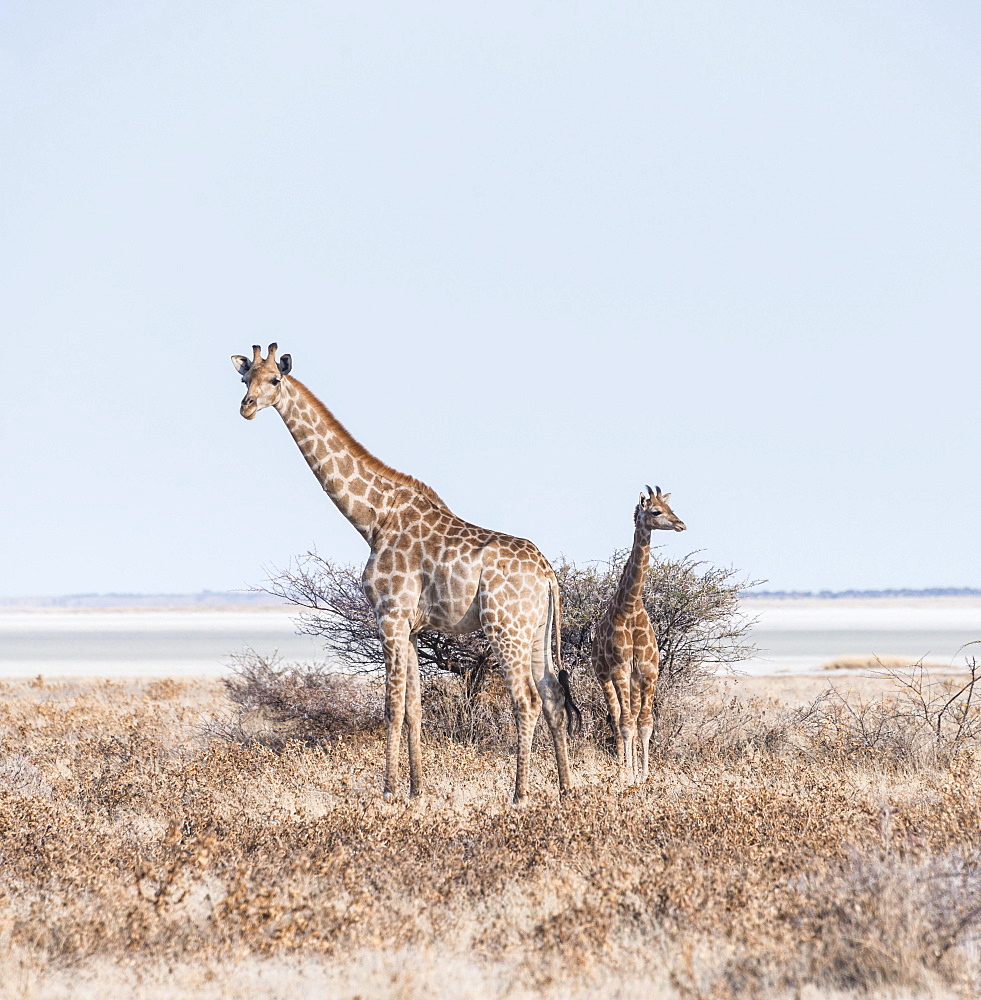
[289,378,450,510]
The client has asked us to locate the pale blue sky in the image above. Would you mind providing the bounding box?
[2,0,979,596]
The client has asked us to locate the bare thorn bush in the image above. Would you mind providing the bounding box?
[803,657,981,771]
[261,549,758,754]
[261,553,497,681]
[643,659,981,775]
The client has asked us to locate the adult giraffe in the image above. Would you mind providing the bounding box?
[231,344,579,802]
[591,486,685,783]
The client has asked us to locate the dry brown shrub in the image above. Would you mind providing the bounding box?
[823,655,932,671]
[789,850,981,993]
[217,648,384,748]
[420,670,516,749]
[145,678,188,701]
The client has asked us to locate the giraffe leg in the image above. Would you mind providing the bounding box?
[634,639,659,783]
[633,674,649,783]
[486,628,539,803]
[638,711,653,783]
[516,669,541,803]
[636,663,657,784]
[509,671,540,804]
[612,667,636,782]
[379,617,413,800]
[629,668,643,782]
[600,677,624,764]
[532,620,573,795]
[621,719,637,783]
[405,635,424,797]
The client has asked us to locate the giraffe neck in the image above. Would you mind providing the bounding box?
[274,377,445,543]
[613,524,652,615]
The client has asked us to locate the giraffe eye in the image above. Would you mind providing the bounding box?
[271,378,281,386]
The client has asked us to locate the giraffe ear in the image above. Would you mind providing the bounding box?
[231,355,251,375]
[639,492,648,506]
[661,492,671,503]
[278,354,292,376]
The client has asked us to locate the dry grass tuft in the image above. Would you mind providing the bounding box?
[4,667,981,999]
[823,655,945,671]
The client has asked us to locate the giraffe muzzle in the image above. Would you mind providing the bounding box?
[674,521,686,532]
[240,398,258,420]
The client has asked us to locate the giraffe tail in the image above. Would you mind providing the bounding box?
[557,669,582,736]
[549,574,582,736]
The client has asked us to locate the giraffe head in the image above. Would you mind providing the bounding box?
[635,485,686,533]
[231,343,293,419]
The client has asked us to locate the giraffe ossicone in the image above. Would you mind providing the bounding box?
[231,344,579,802]
[591,485,686,783]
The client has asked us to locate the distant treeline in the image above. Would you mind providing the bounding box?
[3,588,980,609]
[743,588,981,599]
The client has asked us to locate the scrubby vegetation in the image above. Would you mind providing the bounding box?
[262,549,758,728]
[4,665,981,999]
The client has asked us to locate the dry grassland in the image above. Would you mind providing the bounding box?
[3,669,981,999]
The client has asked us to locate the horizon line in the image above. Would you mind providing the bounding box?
[1,586,980,608]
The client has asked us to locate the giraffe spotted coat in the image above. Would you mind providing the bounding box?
[232,344,578,802]
[591,487,686,782]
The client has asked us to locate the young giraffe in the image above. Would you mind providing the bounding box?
[231,344,580,803]
[591,486,686,783]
